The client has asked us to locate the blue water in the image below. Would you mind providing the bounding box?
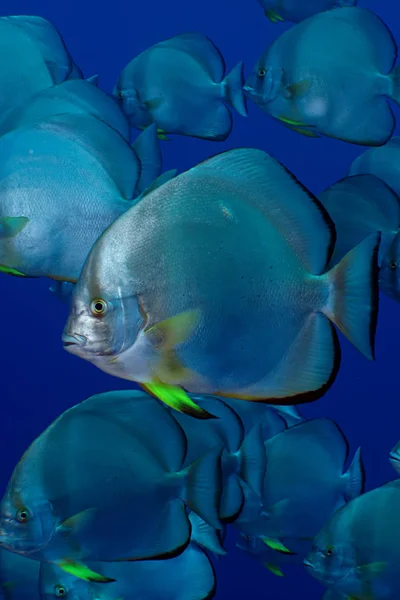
[1,0,399,598]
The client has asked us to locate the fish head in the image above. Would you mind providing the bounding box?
[0,474,56,554]
[244,60,283,106]
[62,251,144,364]
[379,230,400,303]
[113,79,152,126]
[236,533,264,556]
[40,562,92,600]
[304,523,355,589]
[389,440,400,475]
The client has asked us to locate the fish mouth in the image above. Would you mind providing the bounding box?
[389,452,400,465]
[62,333,87,351]
[303,558,315,570]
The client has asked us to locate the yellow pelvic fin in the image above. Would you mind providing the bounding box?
[265,563,284,577]
[264,9,284,22]
[291,126,320,138]
[261,537,294,554]
[0,264,28,277]
[57,560,115,583]
[141,382,215,419]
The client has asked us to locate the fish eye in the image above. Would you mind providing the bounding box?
[90,299,108,317]
[16,508,30,523]
[257,69,266,78]
[55,585,67,598]
[117,90,124,100]
[390,261,398,270]
[325,546,334,557]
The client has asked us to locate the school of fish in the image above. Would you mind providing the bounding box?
[0,3,400,599]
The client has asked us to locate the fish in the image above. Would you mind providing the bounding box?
[305,481,400,599]
[63,147,379,417]
[113,32,247,140]
[0,16,81,127]
[258,0,357,24]
[244,7,400,145]
[3,15,82,83]
[0,548,40,600]
[0,79,130,141]
[0,391,222,582]
[39,541,215,600]
[0,116,170,282]
[319,174,400,302]
[234,419,365,548]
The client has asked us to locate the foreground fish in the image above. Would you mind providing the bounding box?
[244,8,400,145]
[0,548,40,599]
[0,16,81,122]
[305,481,400,599]
[234,419,364,549]
[0,79,130,141]
[319,174,400,302]
[258,0,357,24]
[0,116,166,282]
[63,147,379,417]
[0,391,221,581]
[113,32,247,140]
[39,542,215,600]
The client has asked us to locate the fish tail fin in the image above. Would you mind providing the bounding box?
[322,232,380,360]
[222,62,248,117]
[389,63,400,104]
[238,424,267,497]
[184,445,223,530]
[341,447,365,502]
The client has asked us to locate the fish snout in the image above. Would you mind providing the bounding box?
[62,332,87,351]
[303,557,315,570]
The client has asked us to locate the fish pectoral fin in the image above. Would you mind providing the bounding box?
[146,310,201,349]
[265,563,284,577]
[141,382,215,419]
[356,562,387,579]
[0,216,29,238]
[264,8,284,22]
[285,80,311,98]
[261,537,294,555]
[142,97,163,111]
[56,560,115,583]
[58,507,97,535]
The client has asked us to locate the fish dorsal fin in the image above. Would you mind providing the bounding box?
[132,124,162,195]
[157,33,226,82]
[321,174,400,234]
[5,15,76,83]
[191,148,334,275]
[138,169,178,200]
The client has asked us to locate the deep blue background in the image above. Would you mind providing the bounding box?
[0,0,398,597]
